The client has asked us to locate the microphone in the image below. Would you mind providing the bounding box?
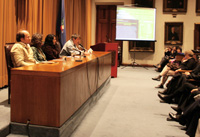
[79,44,86,52]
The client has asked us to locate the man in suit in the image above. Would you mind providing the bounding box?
[169,98,200,137]
[11,30,36,67]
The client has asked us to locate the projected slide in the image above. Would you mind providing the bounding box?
[116,6,156,41]
[117,19,138,39]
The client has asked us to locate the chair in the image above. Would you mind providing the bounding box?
[4,43,14,104]
[174,53,185,62]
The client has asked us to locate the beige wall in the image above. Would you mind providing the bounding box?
[91,0,199,65]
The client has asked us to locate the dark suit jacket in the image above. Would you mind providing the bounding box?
[180,58,197,70]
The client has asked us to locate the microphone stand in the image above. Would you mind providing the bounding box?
[121,41,148,70]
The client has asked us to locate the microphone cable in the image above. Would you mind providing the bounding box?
[85,52,100,96]
[85,56,92,96]
[90,52,100,90]
[26,119,30,137]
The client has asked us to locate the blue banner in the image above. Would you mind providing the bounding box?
[56,0,66,47]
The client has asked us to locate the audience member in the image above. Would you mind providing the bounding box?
[152,50,196,88]
[30,33,46,62]
[42,34,60,60]
[155,46,182,72]
[154,47,172,72]
[158,63,200,96]
[158,82,198,104]
[11,30,36,67]
[168,98,200,137]
[155,53,200,137]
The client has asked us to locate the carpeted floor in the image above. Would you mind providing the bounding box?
[71,67,188,137]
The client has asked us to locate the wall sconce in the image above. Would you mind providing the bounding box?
[172,13,177,18]
[172,9,177,18]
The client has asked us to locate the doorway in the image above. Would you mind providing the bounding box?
[96,5,122,66]
[194,24,200,50]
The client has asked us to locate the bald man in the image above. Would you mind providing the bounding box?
[11,30,36,67]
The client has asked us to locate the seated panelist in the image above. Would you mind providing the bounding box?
[30,33,47,63]
[42,34,60,60]
[11,30,36,67]
[60,33,86,56]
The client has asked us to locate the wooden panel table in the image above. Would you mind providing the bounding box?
[10,52,111,128]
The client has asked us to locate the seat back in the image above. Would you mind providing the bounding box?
[4,43,14,72]
[175,53,185,62]
[4,43,14,104]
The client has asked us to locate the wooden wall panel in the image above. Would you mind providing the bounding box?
[11,75,60,127]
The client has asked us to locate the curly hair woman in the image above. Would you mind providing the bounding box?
[30,33,47,62]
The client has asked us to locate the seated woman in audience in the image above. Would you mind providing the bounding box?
[42,34,60,60]
[155,46,182,72]
[154,47,172,71]
[152,50,197,88]
[30,33,47,62]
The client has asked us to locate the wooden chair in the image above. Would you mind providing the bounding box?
[4,43,14,104]
[174,53,185,62]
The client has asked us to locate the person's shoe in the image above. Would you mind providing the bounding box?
[169,112,179,122]
[157,67,162,72]
[153,65,157,68]
[155,84,163,88]
[152,76,161,81]
[171,106,181,114]
[158,93,172,103]
[158,90,167,94]
[180,126,187,130]
[169,112,186,125]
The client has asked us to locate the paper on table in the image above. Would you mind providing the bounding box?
[40,61,56,64]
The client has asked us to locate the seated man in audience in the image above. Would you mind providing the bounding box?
[60,33,86,56]
[158,81,199,105]
[168,98,200,137]
[158,62,200,96]
[11,30,36,67]
[152,50,197,88]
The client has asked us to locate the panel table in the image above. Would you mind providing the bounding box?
[11,52,111,128]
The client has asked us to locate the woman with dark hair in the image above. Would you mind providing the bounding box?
[30,33,46,62]
[42,34,60,60]
[154,47,172,72]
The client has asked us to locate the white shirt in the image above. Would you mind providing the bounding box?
[60,39,81,56]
